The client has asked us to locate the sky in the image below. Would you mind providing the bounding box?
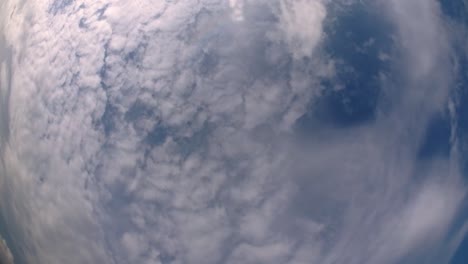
[0,0,467,264]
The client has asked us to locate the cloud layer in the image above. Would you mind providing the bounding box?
[0,0,466,264]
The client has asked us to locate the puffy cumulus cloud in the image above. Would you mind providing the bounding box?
[275,0,327,59]
[229,0,245,21]
[229,0,327,58]
[0,0,466,264]
[1,0,330,263]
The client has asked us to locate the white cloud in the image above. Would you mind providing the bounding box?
[0,0,466,264]
[382,0,454,120]
[274,0,327,59]
[0,239,13,264]
[229,0,245,21]
[397,181,463,252]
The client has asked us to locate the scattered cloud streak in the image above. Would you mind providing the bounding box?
[0,239,13,264]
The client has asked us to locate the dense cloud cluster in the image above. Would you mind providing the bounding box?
[0,0,466,264]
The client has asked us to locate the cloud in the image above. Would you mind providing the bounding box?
[0,0,466,264]
[0,239,13,264]
[274,0,327,59]
[229,0,245,21]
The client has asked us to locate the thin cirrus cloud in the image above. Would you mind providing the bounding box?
[0,0,466,264]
